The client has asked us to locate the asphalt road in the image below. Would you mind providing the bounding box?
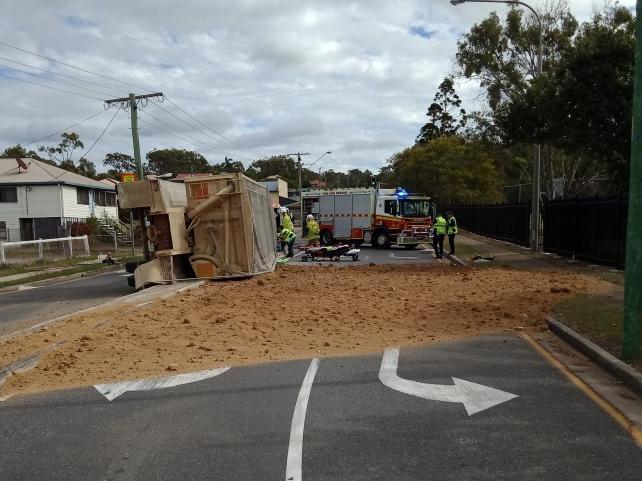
[1,335,640,480]
[0,270,132,336]
[288,244,439,266]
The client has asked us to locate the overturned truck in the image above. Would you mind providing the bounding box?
[117,173,277,289]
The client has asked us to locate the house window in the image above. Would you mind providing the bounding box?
[95,190,116,207]
[0,221,6,240]
[77,187,90,205]
[0,186,17,202]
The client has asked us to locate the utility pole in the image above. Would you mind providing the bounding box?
[284,152,311,227]
[622,0,642,360]
[105,92,163,180]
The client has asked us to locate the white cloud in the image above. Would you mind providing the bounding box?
[0,0,635,174]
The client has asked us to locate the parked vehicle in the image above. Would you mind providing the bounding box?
[302,186,434,249]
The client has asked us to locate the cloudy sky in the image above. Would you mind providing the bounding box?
[0,0,635,175]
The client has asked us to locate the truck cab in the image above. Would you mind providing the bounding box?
[371,187,433,249]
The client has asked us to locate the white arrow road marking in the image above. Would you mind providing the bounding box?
[379,347,518,416]
[286,358,320,481]
[94,367,230,401]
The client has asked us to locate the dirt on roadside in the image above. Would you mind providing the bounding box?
[0,264,606,399]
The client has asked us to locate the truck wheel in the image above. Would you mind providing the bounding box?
[404,244,419,250]
[372,230,390,249]
[126,275,136,288]
[125,261,140,274]
[320,230,333,245]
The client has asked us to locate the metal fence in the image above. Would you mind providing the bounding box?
[448,202,531,247]
[0,235,91,265]
[543,194,628,269]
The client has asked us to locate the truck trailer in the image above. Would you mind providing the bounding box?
[302,187,434,249]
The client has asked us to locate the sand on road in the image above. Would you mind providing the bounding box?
[0,264,605,399]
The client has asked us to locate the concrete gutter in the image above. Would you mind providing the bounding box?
[0,264,123,294]
[445,253,466,267]
[546,316,642,396]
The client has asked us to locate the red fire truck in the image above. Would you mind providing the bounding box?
[302,187,435,249]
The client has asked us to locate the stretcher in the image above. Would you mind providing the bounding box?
[299,244,360,262]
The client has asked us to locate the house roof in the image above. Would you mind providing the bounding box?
[0,158,114,190]
[260,175,286,182]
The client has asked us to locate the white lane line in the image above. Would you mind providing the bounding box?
[286,358,320,481]
[94,366,230,401]
[379,347,518,416]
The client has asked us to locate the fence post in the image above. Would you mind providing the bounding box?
[0,241,4,265]
[38,238,43,259]
[615,192,622,269]
[592,194,598,262]
[113,232,118,252]
[68,236,73,258]
[83,235,90,256]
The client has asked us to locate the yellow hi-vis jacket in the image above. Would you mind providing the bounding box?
[307,219,320,240]
[279,227,296,242]
[447,216,458,235]
[433,216,447,235]
[282,214,294,232]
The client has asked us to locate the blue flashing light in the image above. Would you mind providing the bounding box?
[395,187,408,198]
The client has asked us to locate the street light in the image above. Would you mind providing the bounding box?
[451,0,543,251]
[300,151,331,225]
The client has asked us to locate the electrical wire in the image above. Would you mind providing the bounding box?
[24,109,108,146]
[142,108,242,158]
[0,72,103,100]
[0,39,151,93]
[0,55,128,96]
[0,62,118,98]
[138,115,205,148]
[157,97,260,159]
[78,105,122,159]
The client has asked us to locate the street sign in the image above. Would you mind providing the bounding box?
[121,172,137,183]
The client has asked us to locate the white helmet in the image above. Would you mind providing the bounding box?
[306,214,314,220]
[279,206,289,214]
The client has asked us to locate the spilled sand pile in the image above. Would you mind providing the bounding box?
[0,264,604,398]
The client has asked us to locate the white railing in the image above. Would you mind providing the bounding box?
[0,235,90,265]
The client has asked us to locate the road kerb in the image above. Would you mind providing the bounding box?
[522,332,642,449]
[546,316,642,396]
[0,264,123,294]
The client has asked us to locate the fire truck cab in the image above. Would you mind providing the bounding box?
[302,186,434,249]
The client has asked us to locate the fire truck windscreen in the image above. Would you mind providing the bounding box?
[399,199,431,217]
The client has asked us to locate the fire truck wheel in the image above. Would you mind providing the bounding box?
[404,244,419,249]
[372,230,390,249]
[320,230,333,245]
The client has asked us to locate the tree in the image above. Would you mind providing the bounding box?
[416,77,467,144]
[455,0,577,110]
[210,157,245,174]
[496,3,635,193]
[38,132,84,163]
[103,152,136,177]
[384,137,501,206]
[146,148,209,175]
[246,155,299,185]
[1,144,46,161]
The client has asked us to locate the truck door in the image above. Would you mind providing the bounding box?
[334,195,352,238]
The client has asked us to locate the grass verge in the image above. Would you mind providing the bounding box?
[553,293,641,371]
[0,263,112,289]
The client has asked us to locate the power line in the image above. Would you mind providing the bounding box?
[0,62,117,98]
[0,39,152,93]
[0,71,103,100]
[139,115,207,148]
[140,110,230,156]
[0,55,127,96]
[78,105,122,159]
[24,109,108,146]
[160,97,261,159]
[146,103,247,159]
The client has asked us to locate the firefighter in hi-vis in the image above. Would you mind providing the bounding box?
[432,212,447,259]
[306,214,320,247]
[447,210,458,256]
